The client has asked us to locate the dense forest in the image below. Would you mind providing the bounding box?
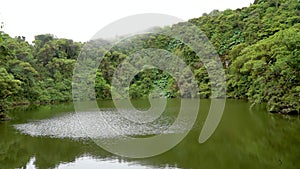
[0,0,299,117]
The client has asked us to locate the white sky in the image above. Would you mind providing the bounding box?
[0,0,254,43]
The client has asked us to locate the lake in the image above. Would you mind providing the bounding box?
[0,99,299,169]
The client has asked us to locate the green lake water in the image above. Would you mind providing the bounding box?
[0,99,299,169]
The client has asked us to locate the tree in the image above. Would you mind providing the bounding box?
[0,68,22,113]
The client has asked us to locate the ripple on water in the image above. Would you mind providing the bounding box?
[14,109,191,139]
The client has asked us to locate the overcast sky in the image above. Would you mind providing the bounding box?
[0,0,254,43]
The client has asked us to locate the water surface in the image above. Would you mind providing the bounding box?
[0,99,299,169]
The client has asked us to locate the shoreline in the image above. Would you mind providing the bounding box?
[1,98,298,122]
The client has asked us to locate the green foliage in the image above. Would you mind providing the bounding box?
[0,68,22,113]
[228,25,300,114]
[0,33,83,112]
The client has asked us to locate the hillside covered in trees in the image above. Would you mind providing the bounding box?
[0,0,299,116]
